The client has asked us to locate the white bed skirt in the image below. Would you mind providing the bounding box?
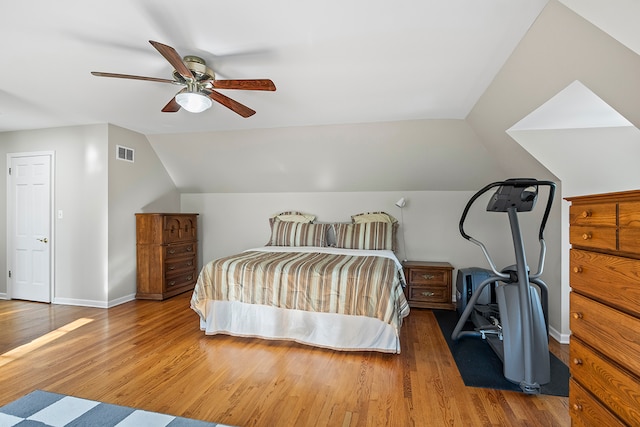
[200,300,401,353]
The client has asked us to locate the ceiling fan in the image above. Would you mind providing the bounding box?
[91,40,276,117]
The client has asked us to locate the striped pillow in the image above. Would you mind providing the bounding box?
[333,222,397,251]
[268,211,315,228]
[267,220,329,247]
[351,212,397,224]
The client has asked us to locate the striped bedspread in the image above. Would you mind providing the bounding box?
[191,247,410,332]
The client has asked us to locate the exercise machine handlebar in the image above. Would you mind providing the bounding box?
[458,178,556,279]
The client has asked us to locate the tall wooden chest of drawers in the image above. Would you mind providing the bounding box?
[135,213,199,300]
[566,190,640,426]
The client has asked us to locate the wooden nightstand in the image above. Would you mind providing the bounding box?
[403,261,454,310]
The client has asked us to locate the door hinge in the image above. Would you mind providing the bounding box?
[8,167,11,175]
[8,270,11,278]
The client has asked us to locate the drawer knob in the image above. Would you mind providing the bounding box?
[572,358,583,366]
[572,312,583,319]
[422,274,435,280]
[168,249,176,254]
[421,291,435,297]
[573,266,582,274]
[581,210,591,218]
[168,265,176,270]
[572,403,583,412]
[582,233,592,240]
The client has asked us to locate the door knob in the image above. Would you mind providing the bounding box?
[37,237,48,243]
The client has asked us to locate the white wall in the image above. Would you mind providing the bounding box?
[181,189,562,338]
[107,125,180,304]
[0,124,180,307]
[0,125,109,303]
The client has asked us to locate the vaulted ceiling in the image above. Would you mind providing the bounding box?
[1,0,551,134]
[2,1,639,194]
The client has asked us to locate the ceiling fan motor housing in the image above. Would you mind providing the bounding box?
[173,55,215,82]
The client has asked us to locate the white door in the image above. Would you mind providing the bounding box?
[8,153,52,302]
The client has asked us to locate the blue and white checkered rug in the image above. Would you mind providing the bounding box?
[0,390,234,427]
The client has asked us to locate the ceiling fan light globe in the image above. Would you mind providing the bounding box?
[175,92,212,113]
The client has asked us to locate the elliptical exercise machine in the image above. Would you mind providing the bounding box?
[451,178,556,394]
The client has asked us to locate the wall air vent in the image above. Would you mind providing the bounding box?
[116,145,134,162]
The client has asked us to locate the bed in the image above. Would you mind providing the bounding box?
[190,211,410,353]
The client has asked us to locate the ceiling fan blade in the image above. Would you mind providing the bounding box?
[91,72,177,84]
[161,97,181,113]
[206,90,256,118]
[149,40,193,81]
[212,79,276,91]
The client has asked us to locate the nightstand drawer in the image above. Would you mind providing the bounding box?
[407,269,448,286]
[408,285,450,304]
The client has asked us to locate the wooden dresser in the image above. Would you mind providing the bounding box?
[135,213,199,300]
[566,190,640,426]
[402,261,454,310]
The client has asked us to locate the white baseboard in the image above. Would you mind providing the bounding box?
[549,325,570,344]
[52,297,109,308]
[108,294,136,308]
[0,293,8,300]
[52,294,136,309]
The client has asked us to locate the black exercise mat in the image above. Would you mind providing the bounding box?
[433,309,569,396]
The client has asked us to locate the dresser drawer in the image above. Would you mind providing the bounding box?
[569,225,617,251]
[619,201,640,228]
[165,256,196,274]
[570,203,617,227]
[163,215,197,243]
[164,242,196,259]
[569,379,626,427]
[619,228,640,255]
[408,285,450,304]
[570,292,640,377]
[570,338,640,426]
[164,270,196,289]
[570,249,640,317]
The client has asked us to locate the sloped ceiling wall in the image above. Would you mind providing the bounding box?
[558,0,640,57]
[467,0,640,170]
[148,119,507,193]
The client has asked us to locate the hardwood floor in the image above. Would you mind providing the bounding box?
[0,293,569,426]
